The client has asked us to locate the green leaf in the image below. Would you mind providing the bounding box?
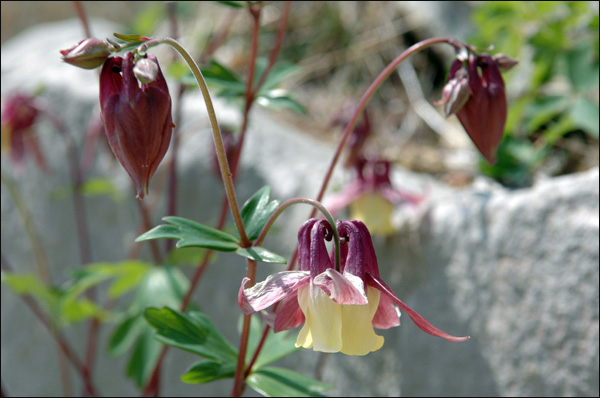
[236,246,287,264]
[524,96,571,133]
[255,59,300,92]
[199,59,246,98]
[132,267,189,310]
[216,1,245,8]
[247,367,333,397]
[108,314,147,357]
[113,32,148,42]
[1,272,60,321]
[144,307,237,361]
[256,91,307,114]
[569,97,599,139]
[2,271,108,325]
[165,247,210,266]
[111,266,189,387]
[180,360,236,384]
[240,187,281,241]
[67,260,151,301]
[60,296,107,323]
[126,327,162,388]
[136,216,240,252]
[566,43,600,91]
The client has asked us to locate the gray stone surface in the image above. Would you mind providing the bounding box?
[2,18,599,397]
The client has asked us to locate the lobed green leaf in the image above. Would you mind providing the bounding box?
[136,216,240,252]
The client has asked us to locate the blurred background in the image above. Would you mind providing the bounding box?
[1,1,599,397]
[2,1,598,187]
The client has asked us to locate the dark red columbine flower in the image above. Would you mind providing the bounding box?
[1,92,49,173]
[239,219,469,356]
[440,53,516,164]
[99,52,174,199]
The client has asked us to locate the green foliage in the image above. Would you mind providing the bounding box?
[241,186,281,242]
[143,307,329,395]
[106,266,190,388]
[145,307,238,361]
[136,194,287,264]
[180,360,237,384]
[1,271,108,326]
[470,1,599,186]
[216,1,245,8]
[164,247,211,267]
[136,216,240,252]
[176,57,306,114]
[246,367,333,397]
[235,246,287,264]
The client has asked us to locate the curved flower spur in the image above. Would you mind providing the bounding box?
[239,218,469,356]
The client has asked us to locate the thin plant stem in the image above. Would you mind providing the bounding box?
[72,1,92,38]
[164,2,184,255]
[245,2,261,105]
[230,257,256,397]
[229,0,290,179]
[136,200,163,264]
[256,197,341,270]
[253,1,291,93]
[139,37,251,247]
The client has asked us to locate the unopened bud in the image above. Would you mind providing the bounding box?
[492,53,518,72]
[60,38,111,69]
[441,68,470,117]
[133,57,159,83]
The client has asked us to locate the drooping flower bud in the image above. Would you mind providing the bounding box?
[439,53,512,164]
[456,53,508,164]
[99,52,174,199]
[60,38,111,70]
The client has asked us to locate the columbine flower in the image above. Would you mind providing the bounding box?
[239,219,469,356]
[325,157,422,236]
[1,92,49,173]
[99,52,174,199]
[439,52,516,164]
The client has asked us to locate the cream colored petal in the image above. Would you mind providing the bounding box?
[296,283,343,353]
[340,287,384,356]
[295,286,313,349]
[349,193,396,236]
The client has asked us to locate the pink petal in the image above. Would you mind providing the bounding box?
[238,271,310,315]
[371,289,401,329]
[366,274,470,342]
[313,269,368,305]
[273,290,305,332]
[324,180,366,216]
